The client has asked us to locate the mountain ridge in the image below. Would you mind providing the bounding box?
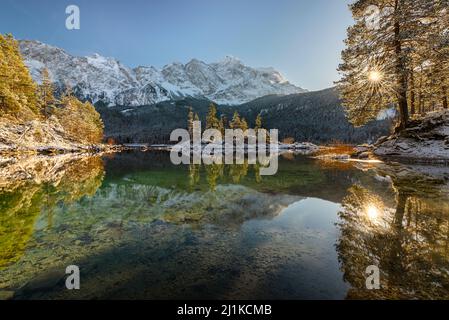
[19,40,306,106]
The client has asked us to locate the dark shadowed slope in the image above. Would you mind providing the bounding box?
[99,88,392,145]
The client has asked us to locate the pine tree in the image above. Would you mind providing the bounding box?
[39,68,56,116]
[63,82,74,99]
[206,103,220,130]
[221,114,228,129]
[255,114,263,132]
[0,33,38,118]
[408,1,449,113]
[254,113,268,141]
[338,0,424,129]
[338,0,449,129]
[230,111,242,130]
[219,114,225,136]
[428,0,449,109]
[0,33,104,144]
[240,117,248,131]
[187,107,194,137]
[56,94,104,144]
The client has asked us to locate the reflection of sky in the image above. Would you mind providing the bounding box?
[242,198,349,299]
[277,198,341,231]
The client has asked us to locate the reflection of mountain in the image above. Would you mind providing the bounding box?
[0,156,104,269]
[1,157,302,297]
[336,165,449,299]
[83,183,302,227]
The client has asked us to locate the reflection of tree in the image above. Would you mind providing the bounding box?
[228,162,249,184]
[337,182,449,299]
[0,183,42,269]
[189,161,264,190]
[281,152,295,161]
[205,163,223,191]
[188,164,200,191]
[0,156,104,269]
[253,163,261,183]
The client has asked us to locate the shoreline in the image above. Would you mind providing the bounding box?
[2,142,448,166]
[373,154,449,165]
[0,144,122,157]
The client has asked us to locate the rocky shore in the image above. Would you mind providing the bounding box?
[373,110,449,163]
[0,118,118,156]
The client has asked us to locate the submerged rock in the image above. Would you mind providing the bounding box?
[350,144,374,159]
[17,269,65,297]
[0,290,15,300]
[357,152,370,159]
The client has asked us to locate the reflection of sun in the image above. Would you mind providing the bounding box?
[367,205,380,221]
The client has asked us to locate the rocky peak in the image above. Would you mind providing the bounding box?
[19,40,307,106]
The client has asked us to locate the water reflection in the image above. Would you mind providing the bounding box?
[0,155,104,269]
[0,151,449,299]
[196,161,261,190]
[337,165,449,299]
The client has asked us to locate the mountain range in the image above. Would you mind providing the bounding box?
[18,40,392,145]
[19,40,306,106]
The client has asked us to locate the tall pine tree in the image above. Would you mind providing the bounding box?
[39,68,56,117]
[230,111,242,130]
[0,33,38,118]
[206,103,220,130]
[187,107,194,138]
[339,0,449,129]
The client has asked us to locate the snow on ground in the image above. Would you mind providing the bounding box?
[374,110,449,161]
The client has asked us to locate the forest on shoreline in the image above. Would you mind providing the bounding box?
[0,34,104,149]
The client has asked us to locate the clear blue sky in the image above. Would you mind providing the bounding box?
[0,0,354,91]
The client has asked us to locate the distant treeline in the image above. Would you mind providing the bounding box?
[98,88,392,145]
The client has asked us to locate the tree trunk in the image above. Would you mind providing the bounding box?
[443,85,448,109]
[394,1,409,130]
[394,192,407,231]
[410,71,415,115]
[418,93,423,114]
[385,191,408,283]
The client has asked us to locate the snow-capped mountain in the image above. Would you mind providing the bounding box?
[19,40,306,106]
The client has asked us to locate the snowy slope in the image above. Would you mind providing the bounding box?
[19,40,306,106]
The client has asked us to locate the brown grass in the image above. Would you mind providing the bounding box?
[316,143,355,156]
[315,158,355,170]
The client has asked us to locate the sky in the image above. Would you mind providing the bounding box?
[0,0,354,91]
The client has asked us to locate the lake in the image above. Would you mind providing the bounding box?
[1,151,449,299]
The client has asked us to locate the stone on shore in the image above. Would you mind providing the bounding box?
[374,110,449,162]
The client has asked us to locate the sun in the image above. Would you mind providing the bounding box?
[367,205,380,221]
[368,70,383,83]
